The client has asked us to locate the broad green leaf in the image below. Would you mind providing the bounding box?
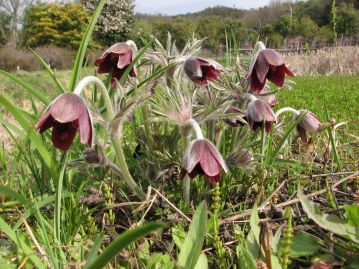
[298,188,359,243]
[343,204,359,227]
[236,244,256,269]
[271,226,282,252]
[29,48,66,93]
[86,222,163,269]
[147,253,174,269]
[0,217,46,268]
[178,201,207,269]
[0,70,49,105]
[246,204,260,256]
[290,231,320,257]
[0,95,58,180]
[194,253,208,269]
[172,224,186,249]
[69,0,106,91]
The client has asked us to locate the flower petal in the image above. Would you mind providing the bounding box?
[262,49,285,66]
[255,52,270,83]
[267,65,286,87]
[51,120,78,151]
[79,110,92,147]
[50,93,87,123]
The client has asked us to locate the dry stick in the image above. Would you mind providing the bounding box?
[259,180,286,211]
[137,193,158,226]
[220,172,359,225]
[22,216,52,268]
[151,187,192,222]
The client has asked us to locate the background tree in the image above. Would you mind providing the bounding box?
[0,0,37,46]
[82,0,134,46]
[22,3,90,48]
[336,3,359,36]
[0,11,10,45]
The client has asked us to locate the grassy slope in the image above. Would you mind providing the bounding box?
[277,75,359,124]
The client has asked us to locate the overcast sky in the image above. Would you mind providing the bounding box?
[134,0,271,15]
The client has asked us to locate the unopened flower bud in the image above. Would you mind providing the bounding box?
[83,145,106,165]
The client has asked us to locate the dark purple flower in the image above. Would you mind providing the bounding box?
[224,107,247,127]
[35,93,93,151]
[248,49,294,93]
[247,99,277,132]
[179,139,228,184]
[95,42,137,88]
[184,57,223,85]
[296,110,321,144]
[254,87,277,107]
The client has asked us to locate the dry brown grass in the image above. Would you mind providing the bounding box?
[285,46,359,76]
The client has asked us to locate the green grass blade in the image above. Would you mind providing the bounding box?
[86,222,164,269]
[69,0,106,91]
[0,185,29,206]
[0,95,58,179]
[119,38,155,86]
[0,70,49,105]
[323,98,342,171]
[268,113,305,166]
[29,48,66,93]
[0,217,46,268]
[54,152,68,242]
[84,232,105,267]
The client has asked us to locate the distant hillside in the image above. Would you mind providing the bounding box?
[132,0,359,51]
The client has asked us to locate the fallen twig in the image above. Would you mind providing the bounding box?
[220,172,358,225]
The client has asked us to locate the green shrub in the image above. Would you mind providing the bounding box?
[22,3,90,49]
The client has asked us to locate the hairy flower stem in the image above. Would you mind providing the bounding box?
[275,107,300,118]
[182,175,190,206]
[74,76,114,121]
[112,137,146,199]
[186,119,204,139]
[75,76,145,199]
[212,182,227,267]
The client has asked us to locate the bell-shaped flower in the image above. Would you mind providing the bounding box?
[295,110,321,144]
[95,42,137,87]
[184,57,223,85]
[248,49,294,93]
[254,87,277,107]
[35,93,93,151]
[247,99,277,132]
[224,107,247,127]
[179,139,228,184]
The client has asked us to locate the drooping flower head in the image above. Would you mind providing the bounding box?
[184,57,223,85]
[95,42,137,88]
[248,48,294,93]
[295,110,321,144]
[179,139,228,184]
[35,93,93,151]
[247,99,277,132]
